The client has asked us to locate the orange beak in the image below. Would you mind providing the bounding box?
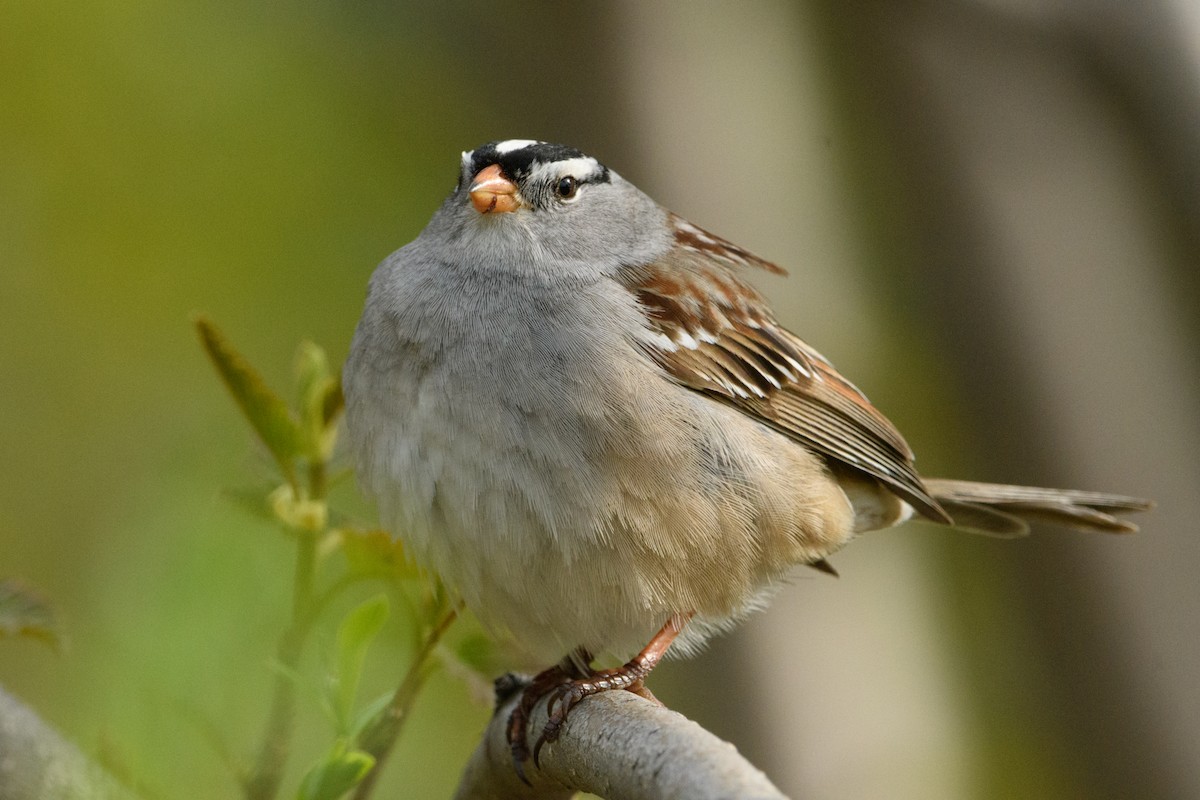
[469,164,520,214]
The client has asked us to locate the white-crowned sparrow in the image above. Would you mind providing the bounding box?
[342,139,1150,767]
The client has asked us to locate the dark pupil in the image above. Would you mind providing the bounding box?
[556,176,577,198]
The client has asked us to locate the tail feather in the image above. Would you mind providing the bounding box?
[931,498,1030,538]
[923,479,1152,536]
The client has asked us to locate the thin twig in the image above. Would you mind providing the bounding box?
[352,606,459,799]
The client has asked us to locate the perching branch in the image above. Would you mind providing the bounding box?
[454,676,787,800]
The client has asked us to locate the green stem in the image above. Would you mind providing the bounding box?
[351,607,458,800]
[243,493,321,800]
[292,531,316,620]
[308,460,327,504]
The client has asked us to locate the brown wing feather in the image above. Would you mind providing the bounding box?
[624,218,951,524]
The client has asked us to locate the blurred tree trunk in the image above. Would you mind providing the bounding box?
[806,1,1200,798]
[603,1,1200,799]
[607,3,978,798]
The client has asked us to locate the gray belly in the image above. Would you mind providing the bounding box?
[341,272,856,663]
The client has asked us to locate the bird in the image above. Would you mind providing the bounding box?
[341,139,1150,770]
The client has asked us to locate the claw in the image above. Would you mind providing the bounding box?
[505,662,572,781]
[507,709,532,785]
[504,614,693,778]
[532,724,552,767]
[512,747,532,787]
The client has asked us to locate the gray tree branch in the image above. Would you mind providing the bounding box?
[454,677,787,800]
[0,685,135,800]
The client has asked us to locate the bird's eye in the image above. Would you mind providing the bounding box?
[555,176,578,200]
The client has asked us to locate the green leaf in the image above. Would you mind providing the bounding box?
[348,690,395,739]
[322,377,344,428]
[333,594,390,731]
[296,741,375,800]
[194,314,302,482]
[294,341,341,461]
[294,340,330,409]
[0,579,60,650]
[338,528,416,581]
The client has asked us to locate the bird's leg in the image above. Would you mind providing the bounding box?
[530,612,693,765]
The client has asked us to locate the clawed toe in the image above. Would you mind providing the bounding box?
[531,717,559,767]
[509,668,643,773]
[506,615,692,778]
[505,665,572,784]
[533,683,587,765]
[506,706,533,785]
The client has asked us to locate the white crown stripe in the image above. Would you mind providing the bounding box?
[494,139,541,154]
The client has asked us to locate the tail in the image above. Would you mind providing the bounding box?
[923,479,1153,538]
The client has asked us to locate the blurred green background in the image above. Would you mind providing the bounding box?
[2,1,1197,798]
